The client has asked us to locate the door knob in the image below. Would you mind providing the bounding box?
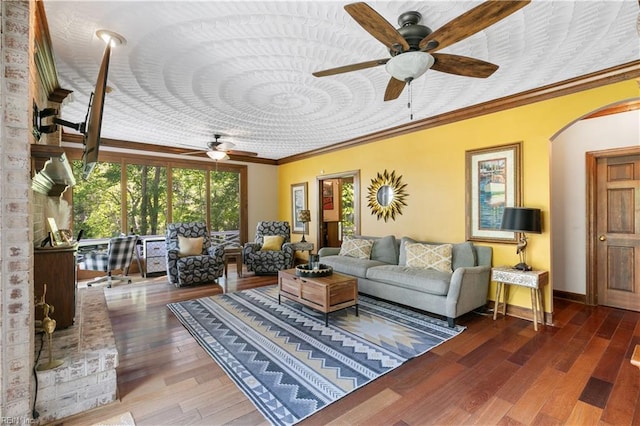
[599,235,606,241]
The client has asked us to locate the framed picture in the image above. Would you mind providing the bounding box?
[322,181,334,210]
[47,217,64,246]
[465,142,522,243]
[291,182,308,234]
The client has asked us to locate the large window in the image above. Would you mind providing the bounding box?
[126,164,168,235]
[171,168,207,223]
[70,155,247,242]
[72,161,122,238]
[210,170,241,245]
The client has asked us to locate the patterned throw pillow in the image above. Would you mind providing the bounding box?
[261,235,285,251]
[339,236,374,259]
[405,243,453,272]
[178,236,203,257]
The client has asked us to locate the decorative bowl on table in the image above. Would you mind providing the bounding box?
[295,263,333,278]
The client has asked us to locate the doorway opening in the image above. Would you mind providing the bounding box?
[316,170,360,250]
[551,99,640,311]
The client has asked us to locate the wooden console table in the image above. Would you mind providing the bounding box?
[34,246,78,329]
[278,268,358,326]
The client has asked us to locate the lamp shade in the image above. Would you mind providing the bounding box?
[206,150,229,161]
[500,207,542,233]
[297,209,311,223]
[385,51,435,82]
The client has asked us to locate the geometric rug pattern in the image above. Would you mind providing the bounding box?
[168,285,465,425]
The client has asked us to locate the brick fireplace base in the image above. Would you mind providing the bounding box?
[34,287,119,423]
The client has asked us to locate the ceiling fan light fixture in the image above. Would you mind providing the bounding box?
[206,150,229,161]
[385,51,434,82]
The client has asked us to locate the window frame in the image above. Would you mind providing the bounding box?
[65,147,248,244]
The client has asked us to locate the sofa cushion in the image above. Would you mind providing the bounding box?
[400,237,478,270]
[339,236,374,259]
[369,235,398,264]
[366,265,451,296]
[399,237,417,266]
[452,241,477,269]
[405,243,452,272]
[320,255,386,278]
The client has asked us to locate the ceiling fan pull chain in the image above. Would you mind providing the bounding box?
[408,81,414,120]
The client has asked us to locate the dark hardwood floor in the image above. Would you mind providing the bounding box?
[57,267,640,425]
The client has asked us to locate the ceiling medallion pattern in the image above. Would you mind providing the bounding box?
[42,1,640,159]
[367,169,408,222]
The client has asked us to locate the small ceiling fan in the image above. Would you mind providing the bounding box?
[313,1,530,101]
[183,134,258,160]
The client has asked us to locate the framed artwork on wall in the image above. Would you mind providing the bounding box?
[47,217,64,246]
[322,181,334,210]
[465,142,522,243]
[291,182,308,234]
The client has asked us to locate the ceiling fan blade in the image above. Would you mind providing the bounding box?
[419,0,530,52]
[431,53,498,78]
[181,149,207,156]
[227,149,259,157]
[384,77,406,101]
[313,58,389,77]
[344,2,409,52]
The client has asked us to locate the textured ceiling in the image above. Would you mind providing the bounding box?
[43,1,639,160]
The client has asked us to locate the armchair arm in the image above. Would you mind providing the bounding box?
[243,242,261,258]
[166,249,180,285]
[281,242,295,269]
[207,244,225,260]
[446,265,491,319]
[167,249,180,262]
[318,247,340,257]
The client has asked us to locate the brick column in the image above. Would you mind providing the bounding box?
[1,0,35,420]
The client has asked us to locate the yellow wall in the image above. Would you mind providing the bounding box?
[278,79,640,312]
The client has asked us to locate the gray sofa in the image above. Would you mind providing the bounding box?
[318,235,492,327]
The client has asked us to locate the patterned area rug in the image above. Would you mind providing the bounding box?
[168,285,465,426]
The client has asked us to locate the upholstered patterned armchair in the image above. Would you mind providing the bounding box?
[243,221,294,275]
[166,222,224,287]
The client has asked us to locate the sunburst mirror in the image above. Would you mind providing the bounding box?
[366,169,408,222]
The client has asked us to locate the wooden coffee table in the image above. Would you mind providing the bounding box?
[278,268,358,326]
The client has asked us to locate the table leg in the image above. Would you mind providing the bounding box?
[502,283,508,316]
[355,304,359,317]
[325,313,329,327]
[537,288,544,328]
[236,255,243,277]
[530,288,538,331]
[493,282,502,320]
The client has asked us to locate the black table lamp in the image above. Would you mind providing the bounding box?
[500,207,542,271]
